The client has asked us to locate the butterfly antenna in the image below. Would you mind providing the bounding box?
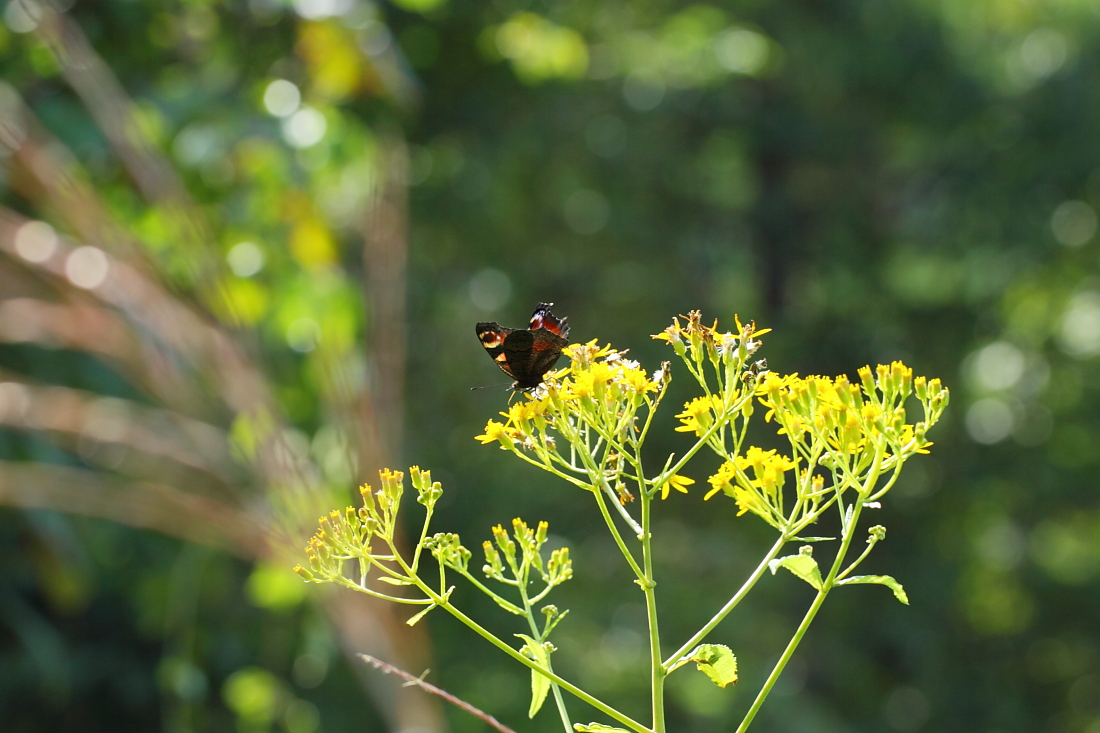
[470,382,513,391]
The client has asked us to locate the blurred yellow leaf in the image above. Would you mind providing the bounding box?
[289,217,338,269]
[217,277,270,327]
[297,21,362,102]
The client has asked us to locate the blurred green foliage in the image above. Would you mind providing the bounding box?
[3,0,1100,732]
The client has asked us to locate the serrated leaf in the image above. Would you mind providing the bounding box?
[838,574,909,604]
[689,643,738,688]
[516,634,551,718]
[375,575,413,586]
[574,724,631,732]
[405,604,435,626]
[768,550,823,590]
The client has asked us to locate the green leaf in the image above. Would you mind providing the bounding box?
[405,604,436,626]
[516,634,552,718]
[837,574,909,604]
[689,643,738,688]
[768,546,823,590]
[574,725,631,732]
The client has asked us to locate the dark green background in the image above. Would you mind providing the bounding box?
[2,0,1099,731]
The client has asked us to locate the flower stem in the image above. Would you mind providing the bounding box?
[735,445,885,733]
[640,491,666,733]
[663,533,787,668]
[518,569,573,733]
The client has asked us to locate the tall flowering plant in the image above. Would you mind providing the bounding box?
[295,312,949,733]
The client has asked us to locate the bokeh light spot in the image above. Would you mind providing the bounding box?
[292,0,352,20]
[1020,28,1067,80]
[1058,291,1100,357]
[286,318,321,352]
[284,699,321,733]
[563,189,610,235]
[1051,200,1097,247]
[967,341,1025,392]
[263,79,301,118]
[292,653,329,689]
[222,667,281,725]
[468,268,511,312]
[1029,516,1100,585]
[245,563,307,610]
[4,0,40,33]
[623,72,665,111]
[282,107,327,149]
[965,397,1014,444]
[227,241,265,277]
[713,28,769,75]
[65,246,109,289]
[13,220,58,263]
[882,686,931,732]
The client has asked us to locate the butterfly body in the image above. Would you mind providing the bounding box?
[476,303,570,390]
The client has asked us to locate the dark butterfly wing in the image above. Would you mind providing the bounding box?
[476,322,519,381]
[501,329,569,389]
[477,303,570,390]
[528,302,570,339]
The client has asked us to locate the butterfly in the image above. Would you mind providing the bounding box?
[476,302,571,390]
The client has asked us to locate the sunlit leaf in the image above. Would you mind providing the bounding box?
[838,574,910,604]
[689,643,738,688]
[769,547,823,590]
[516,633,551,718]
[405,604,436,626]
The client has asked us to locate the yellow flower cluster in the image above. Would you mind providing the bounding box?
[757,362,947,468]
[705,447,797,519]
[295,467,445,583]
[653,310,771,368]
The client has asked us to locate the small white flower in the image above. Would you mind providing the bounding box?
[718,332,740,354]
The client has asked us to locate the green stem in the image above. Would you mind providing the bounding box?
[733,585,828,733]
[640,490,665,733]
[442,595,647,733]
[409,504,434,574]
[592,485,645,580]
[455,569,525,615]
[735,443,886,733]
[392,542,649,733]
[657,393,752,490]
[663,533,787,668]
[518,572,572,733]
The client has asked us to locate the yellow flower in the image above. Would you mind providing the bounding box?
[735,447,795,491]
[567,371,595,399]
[705,461,737,500]
[564,339,615,369]
[675,395,723,436]
[732,484,766,517]
[475,420,509,445]
[660,474,695,500]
